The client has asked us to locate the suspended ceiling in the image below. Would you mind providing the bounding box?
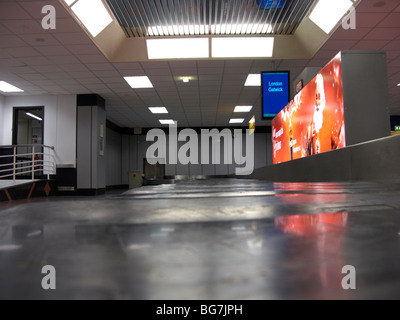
[0,0,399,129]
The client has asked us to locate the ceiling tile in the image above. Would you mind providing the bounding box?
[60,63,89,72]
[320,39,356,51]
[35,45,71,56]
[330,27,371,40]
[0,35,26,47]
[86,63,115,71]
[355,12,388,28]
[383,40,400,51]
[19,34,60,47]
[78,54,109,64]
[0,2,31,20]
[68,44,101,55]
[1,19,43,34]
[363,28,400,40]
[66,71,95,78]
[352,40,390,50]
[357,0,400,13]
[376,13,400,28]
[21,1,71,19]
[53,32,91,45]
[52,18,84,34]
[5,46,40,57]
[49,55,81,65]
[93,70,121,78]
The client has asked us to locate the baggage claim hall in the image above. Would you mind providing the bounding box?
[0,0,400,300]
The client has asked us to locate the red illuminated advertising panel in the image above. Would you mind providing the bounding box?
[272,53,346,164]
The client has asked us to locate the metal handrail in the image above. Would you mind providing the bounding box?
[0,144,56,182]
[0,144,54,149]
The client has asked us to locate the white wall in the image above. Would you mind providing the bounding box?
[0,95,77,167]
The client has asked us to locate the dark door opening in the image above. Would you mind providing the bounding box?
[12,106,44,178]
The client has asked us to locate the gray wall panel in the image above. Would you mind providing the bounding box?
[341,51,391,146]
[77,106,92,189]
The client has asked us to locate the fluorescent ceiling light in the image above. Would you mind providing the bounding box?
[26,113,42,121]
[147,38,209,59]
[124,76,153,89]
[229,119,245,124]
[159,119,175,125]
[212,37,274,58]
[71,0,113,37]
[397,83,400,87]
[63,0,75,6]
[149,107,168,114]
[234,106,253,113]
[245,74,261,87]
[309,0,354,34]
[146,24,272,36]
[0,81,24,93]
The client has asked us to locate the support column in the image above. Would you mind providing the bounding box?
[76,94,106,195]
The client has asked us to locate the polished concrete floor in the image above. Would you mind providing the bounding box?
[0,179,400,300]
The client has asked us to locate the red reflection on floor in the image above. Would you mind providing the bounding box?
[275,212,349,292]
[275,212,348,236]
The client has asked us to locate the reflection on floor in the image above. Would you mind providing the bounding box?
[0,179,400,299]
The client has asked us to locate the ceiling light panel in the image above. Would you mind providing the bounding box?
[309,0,354,34]
[124,76,154,89]
[245,74,261,86]
[229,118,245,124]
[149,107,168,114]
[234,106,253,113]
[212,37,274,58]
[147,38,209,60]
[159,119,175,125]
[71,0,113,37]
[0,81,24,93]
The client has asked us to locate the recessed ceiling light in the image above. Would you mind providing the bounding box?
[124,76,154,89]
[397,83,400,87]
[147,38,209,59]
[229,118,245,124]
[234,106,253,113]
[159,119,175,125]
[309,0,353,34]
[71,0,113,37]
[0,81,24,93]
[149,107,168,114]
[212,37,274,58]
[245,74,261,87]
[26,113,43,121]
[182,77,190,83]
